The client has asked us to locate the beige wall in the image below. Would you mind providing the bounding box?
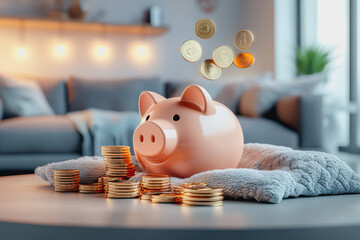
[0,0,274,80]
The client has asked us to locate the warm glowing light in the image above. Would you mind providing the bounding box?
[15,47,27,59]
[91,42,111,62]
[137,45,147,56]
[96,44,107,56]
[55,43,66,56]
[130,43,151,63]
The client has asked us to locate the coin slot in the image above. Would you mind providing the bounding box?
[151,135,155,143]
[140,135,144,143]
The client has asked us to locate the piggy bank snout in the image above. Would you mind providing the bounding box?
[133,121,178,160]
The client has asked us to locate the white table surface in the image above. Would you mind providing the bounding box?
[1,174,360,240]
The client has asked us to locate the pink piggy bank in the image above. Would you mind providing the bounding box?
[133,84,244,178]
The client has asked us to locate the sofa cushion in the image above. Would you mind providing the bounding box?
[37,78,67,115]
[67,77,164,112]
[0,116,81,154]
[9,75,67,115]
[0,75,55,118]
[239,74,322,118]
[238,116,299,148]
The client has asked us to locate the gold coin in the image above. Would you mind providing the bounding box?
[54,189,78,192]
[151,193,181,203]
[180,40,202,63]
[53,178,79,182]
[108,180,140,186]
[142,185,171,188]
[200,59,222,81]
[152,193,180,199]
[108,187,139,192]
[181,195,223,202]
[234,52,255,68]
[106,174,134,178]
[102,155,131,158]
[142,180,170,184]
[107,191,139,196]
[142,174,170,179]
[234,30,254,51]
[140,194,152,200]
[182,192,223,197]
[79,184,102,190]
[182,201,223,207]
[79,191,102,194]
[182,182,207,187]
[195,18,215,39]
[183,187,223,194]
[212,45,234,68]
[101,145,130,150]
[106,169,135,173]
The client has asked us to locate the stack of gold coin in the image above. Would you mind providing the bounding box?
[101,176,124,193]
[142,174,171,193]
[53,170,80,192]
[106,180,141,199]
[101,146,135,178]
[79,183,103,194]
[151,193,181,203]
[181,186,224,206]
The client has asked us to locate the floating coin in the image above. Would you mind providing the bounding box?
[234,30,254,51]
[180,40,202,63]
[200,59,222,81]
[195,18,216,39]
[212,45,234,68]
[234,53,255,68]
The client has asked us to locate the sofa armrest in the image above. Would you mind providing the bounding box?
[276,94,323,149]
[0,98,3,121]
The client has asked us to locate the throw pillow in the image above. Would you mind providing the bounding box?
[216,72,272,114]
[239,73,322,117]
[0,74,54,117]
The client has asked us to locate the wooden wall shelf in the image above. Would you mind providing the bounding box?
[0,16,169,35]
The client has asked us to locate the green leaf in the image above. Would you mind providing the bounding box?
[295,45,332,77]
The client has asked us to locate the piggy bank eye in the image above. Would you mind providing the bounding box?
[146,115,150,121]
[173,114,180,121]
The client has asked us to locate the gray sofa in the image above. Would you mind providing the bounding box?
[0,77,323,170]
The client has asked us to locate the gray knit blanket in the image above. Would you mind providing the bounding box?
[35,143,360,203]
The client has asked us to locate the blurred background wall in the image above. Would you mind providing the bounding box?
[0,0,275,80]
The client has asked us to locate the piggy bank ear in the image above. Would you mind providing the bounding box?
[180,85,215,114]
[139,91,165,118]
